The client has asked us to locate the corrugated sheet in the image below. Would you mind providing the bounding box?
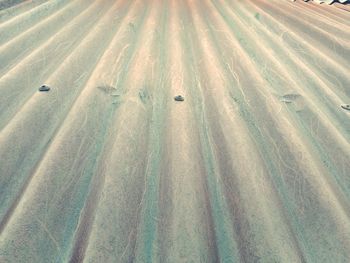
[0,0,349,262]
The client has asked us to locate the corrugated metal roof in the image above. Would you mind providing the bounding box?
[0,0,349,262]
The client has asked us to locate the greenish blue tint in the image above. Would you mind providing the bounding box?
[59,101,116,263]
[178,2,241,261]
[135,2,169,262]
[208,0,350,261]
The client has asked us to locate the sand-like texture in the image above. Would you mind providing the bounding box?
[0,0,349,262]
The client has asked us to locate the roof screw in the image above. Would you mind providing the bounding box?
[174,95,184,102]
[341,104,350,111]
[39,85,50,92]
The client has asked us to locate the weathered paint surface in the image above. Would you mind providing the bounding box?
[0,0,349,262]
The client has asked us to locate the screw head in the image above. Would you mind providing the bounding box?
[174,95,184,101]
[39,85,50,92]
[341,104,350,111]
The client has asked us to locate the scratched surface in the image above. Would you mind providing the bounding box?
[0,0,349,262]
